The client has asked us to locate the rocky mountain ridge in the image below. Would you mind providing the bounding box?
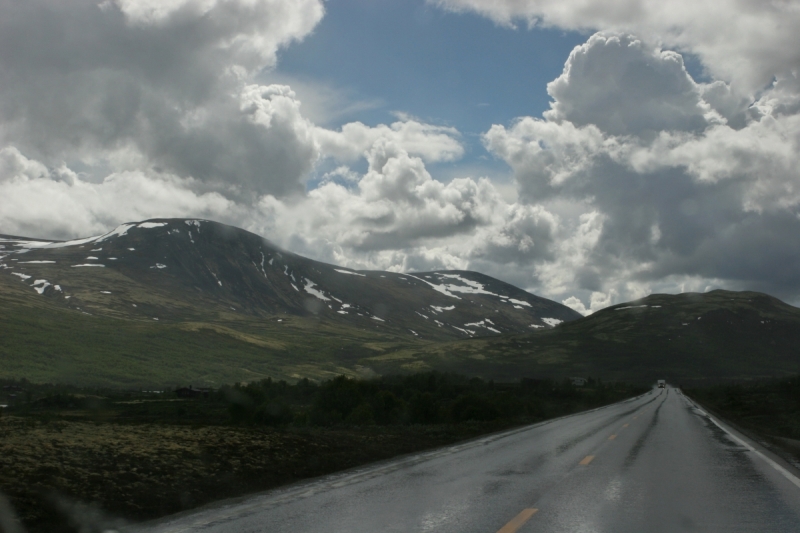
[0,218,581,341]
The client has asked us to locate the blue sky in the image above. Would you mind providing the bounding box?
[270,1,711,192]
[274,1,585,131]
[270,0,586,186]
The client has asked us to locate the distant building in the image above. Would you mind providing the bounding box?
[570,377,588,387]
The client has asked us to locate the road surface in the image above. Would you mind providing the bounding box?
[134,387,800,532]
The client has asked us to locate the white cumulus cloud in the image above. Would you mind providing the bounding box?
[482,31,800,306]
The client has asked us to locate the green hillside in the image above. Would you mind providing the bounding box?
[0,274,431,387]
[4,275,800,387]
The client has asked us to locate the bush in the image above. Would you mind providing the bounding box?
[346,402,375,425]
[409,392,439,424]
[449,394,500,422]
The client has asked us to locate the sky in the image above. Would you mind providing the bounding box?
[2,0,800,313]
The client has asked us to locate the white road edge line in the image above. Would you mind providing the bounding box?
[684,394,800,491]
[707,416,800,490]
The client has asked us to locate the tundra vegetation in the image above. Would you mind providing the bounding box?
[0,373,645,532]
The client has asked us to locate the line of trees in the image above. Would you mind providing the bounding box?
[220,372,646,427]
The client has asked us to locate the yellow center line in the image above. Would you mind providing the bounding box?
[579,455,595,465]
[608,434,617,440]
[622,423,629,428]
[496,508,538,533]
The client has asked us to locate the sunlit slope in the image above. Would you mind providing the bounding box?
[406,290,800,384]
[0,218,581,386]
[0,273,430,386]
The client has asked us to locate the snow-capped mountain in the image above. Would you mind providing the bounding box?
[0,219,581,340]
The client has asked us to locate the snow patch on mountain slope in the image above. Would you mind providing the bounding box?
[414,274,540,311]
[94,223,136,244]
[437,274,500,296]
[464,320,502,334]
[304,278,330,301]
[32,279,50,294]
[335,269,366,277]
[405,274,461,299]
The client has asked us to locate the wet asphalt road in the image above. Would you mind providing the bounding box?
[136,387,800,533]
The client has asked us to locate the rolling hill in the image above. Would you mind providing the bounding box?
[404,290,800,384]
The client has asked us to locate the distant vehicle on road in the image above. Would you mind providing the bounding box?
[657,380,666,388]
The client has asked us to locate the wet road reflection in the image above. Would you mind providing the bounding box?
[135,387,800,533]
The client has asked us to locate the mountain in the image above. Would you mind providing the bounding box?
[0,218,580,339]
[404,290,800,384]
[0,218,580,386]
[4,219,797,388]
